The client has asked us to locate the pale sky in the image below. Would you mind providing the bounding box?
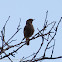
[0,0,62,62]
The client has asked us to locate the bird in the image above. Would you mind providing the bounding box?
[24,19,34,45]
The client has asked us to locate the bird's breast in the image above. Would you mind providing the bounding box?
[24,24,34,38]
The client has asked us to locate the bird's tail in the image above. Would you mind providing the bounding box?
[26,38,29,45]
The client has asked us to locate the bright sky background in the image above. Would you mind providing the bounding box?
[0,0,62,62]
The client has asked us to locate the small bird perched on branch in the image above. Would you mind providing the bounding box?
[24,19,34,45]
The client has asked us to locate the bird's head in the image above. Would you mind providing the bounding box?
[26,19,34,25]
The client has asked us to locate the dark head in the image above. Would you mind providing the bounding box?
[26,19,34,25]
